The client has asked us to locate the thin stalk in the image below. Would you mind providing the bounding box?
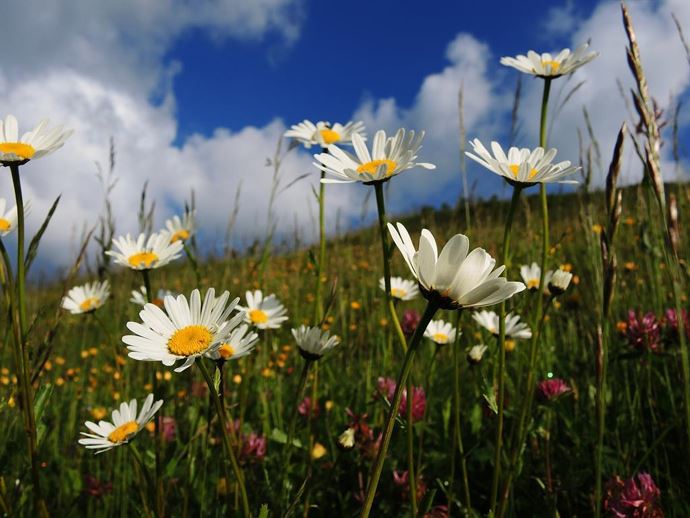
[282,359,312,505]
[314,163,327,322]
[183,243,201,287]
[360,301,439,518]
[129,444,154,518]
[406,377,417,517]
[198,359,251,518]
[489,185,522,513]
[9,164,48,518]
[450,311,471,513]
[374,182,408,352]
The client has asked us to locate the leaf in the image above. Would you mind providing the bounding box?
[258,504,270,518]
[213,366,221,395]
[270,428,302,448]
[483,387,498,415]
[25,195,60,273]
[34,384,53,423]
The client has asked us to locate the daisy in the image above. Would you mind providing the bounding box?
[107,232,183,271]
[78,393,163,454]
[292,325,340,360]
[314,129,435,184]
[284,120,366,148]
[0,197,30,237]
[466,140,579,186]
[548,268,573,295]
[467,344,488,364]
[206,324,258,362]
[472,310,532,340]
[424,319,457,345]
[62,280,110,315]
[500,43,598,78]
[520,262,544,291]
[238,290,288,330]
[164,210,195,243]
[122,289,244,372]
[130,286,176,307]
[0,114,73,166]
[379,276,419,301]
[387,222,525,309]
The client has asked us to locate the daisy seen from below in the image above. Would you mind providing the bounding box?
[206,324,258,362]
[0,114,73,166]
[238,290,289,330]
[284,120,366,148]
[424,319,457,345]
[292,325,341,360]
[62,280,111,315]
[467,344,488,364]
[78,393,163,454]
[379,276,419,301]
[472,310,532,339]
[164,210,195,243]
[130,286,176,307]
[314,128,435,184]
[466,140,579,186]
[548,268,573,295]
[519,262,553,292]
[123,288,244,372]
[500,42,598,78]
[0,197,30,236]
[107,232,183,271]
[387,222,525,309]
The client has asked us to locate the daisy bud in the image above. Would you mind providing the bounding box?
[548,269,573,296]
[467,345,488,365]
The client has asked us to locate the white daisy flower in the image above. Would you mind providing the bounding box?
[0,197,30,236]
[467,344,488,364]
[62,280,110,315]
[292,325,340,360]
[284,120,366,148]
[130,286,176,307]
[164,210,195,243]
[466,140,579,186]
[206,324,258,362]
[548,269,573,295]
[78,394,163,454]
[122,289,244,372]
[500,43,598,78]
[379,276,419,301]
[238,290,289,330]
[424,319,457,345]
[314,128,435,184]
[520,262,542,291]
[0,114,73,166]
[472,310,532,340]
[107,232,183,271]
[387,222,525,309]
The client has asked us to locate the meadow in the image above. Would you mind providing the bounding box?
[0,4,688,517]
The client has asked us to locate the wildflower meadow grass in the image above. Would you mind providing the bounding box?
[0,4,689,517]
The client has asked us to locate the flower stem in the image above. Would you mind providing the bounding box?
[314,162,327,322]
[9,164,48,518]
[198,359,251,518]
[489,185,522,513]
[183,243,201,287]
[360,300,439,518]
[374,182,408,352]
[450,311,471,514]
[406,377,417,517]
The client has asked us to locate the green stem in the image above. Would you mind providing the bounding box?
[406,376,417,517]
[315,163,327,323]
[360,301,439,518]
[489,186,522,513]
[9,164,48,518]
[374,182,408,352]
[450,312,471,514]
[198,359,251,518]
[282,359,312,505]
[183,243,201,287]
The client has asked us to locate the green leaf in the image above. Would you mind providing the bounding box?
[25,195,60,273]
[269,428,302,448]
[258,504,270,518]
[213,366,221,395]
[34,383,53,423]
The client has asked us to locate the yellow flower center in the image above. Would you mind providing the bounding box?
[218,343,235,359]
[79,297,99,312]
[390,287,406,299]
[168,325,213,356]
[128,251,159,269]
[508,164,538,179]
[432,333,448,343]
[170,229,190,243]
[527,279,540,290]
[249,309,269,324]
[542,60,561,72]
[356,159,397,177]
[0,142,36,160]
[107,420,139,443]
[319,129,341,145]
[0,218,11,232]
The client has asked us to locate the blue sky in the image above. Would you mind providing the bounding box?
[0,0,688,271]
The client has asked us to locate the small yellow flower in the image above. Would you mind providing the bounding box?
[572,275,580,285]
[8,396,16,408]
[624,217,635,225]
[560,263,573,272]
[592,224,603,234]
[233,374,242,385]
[55,356,66,366]
[624,262,637,272]
[145,422,155,433]
[90,407,107,421]
[311,443,327,460]
[616,321,627,334]
[89,347,98,356]
[44,361,52,371]
[350,301,361,310]
[325,400,334,412]
[0,376,9,386]
[282,345,292,353]
[504,339,516,352]
[379,318,389,328]
[113,371,121,381]
[217,478,228,496]
[113,392,120,400]
[261,368,274,378]
[349,323,357,332]
[163,372,172,381]
[80,350,89,359]
[56,377,65,386]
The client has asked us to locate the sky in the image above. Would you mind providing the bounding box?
[0,0,689,274]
